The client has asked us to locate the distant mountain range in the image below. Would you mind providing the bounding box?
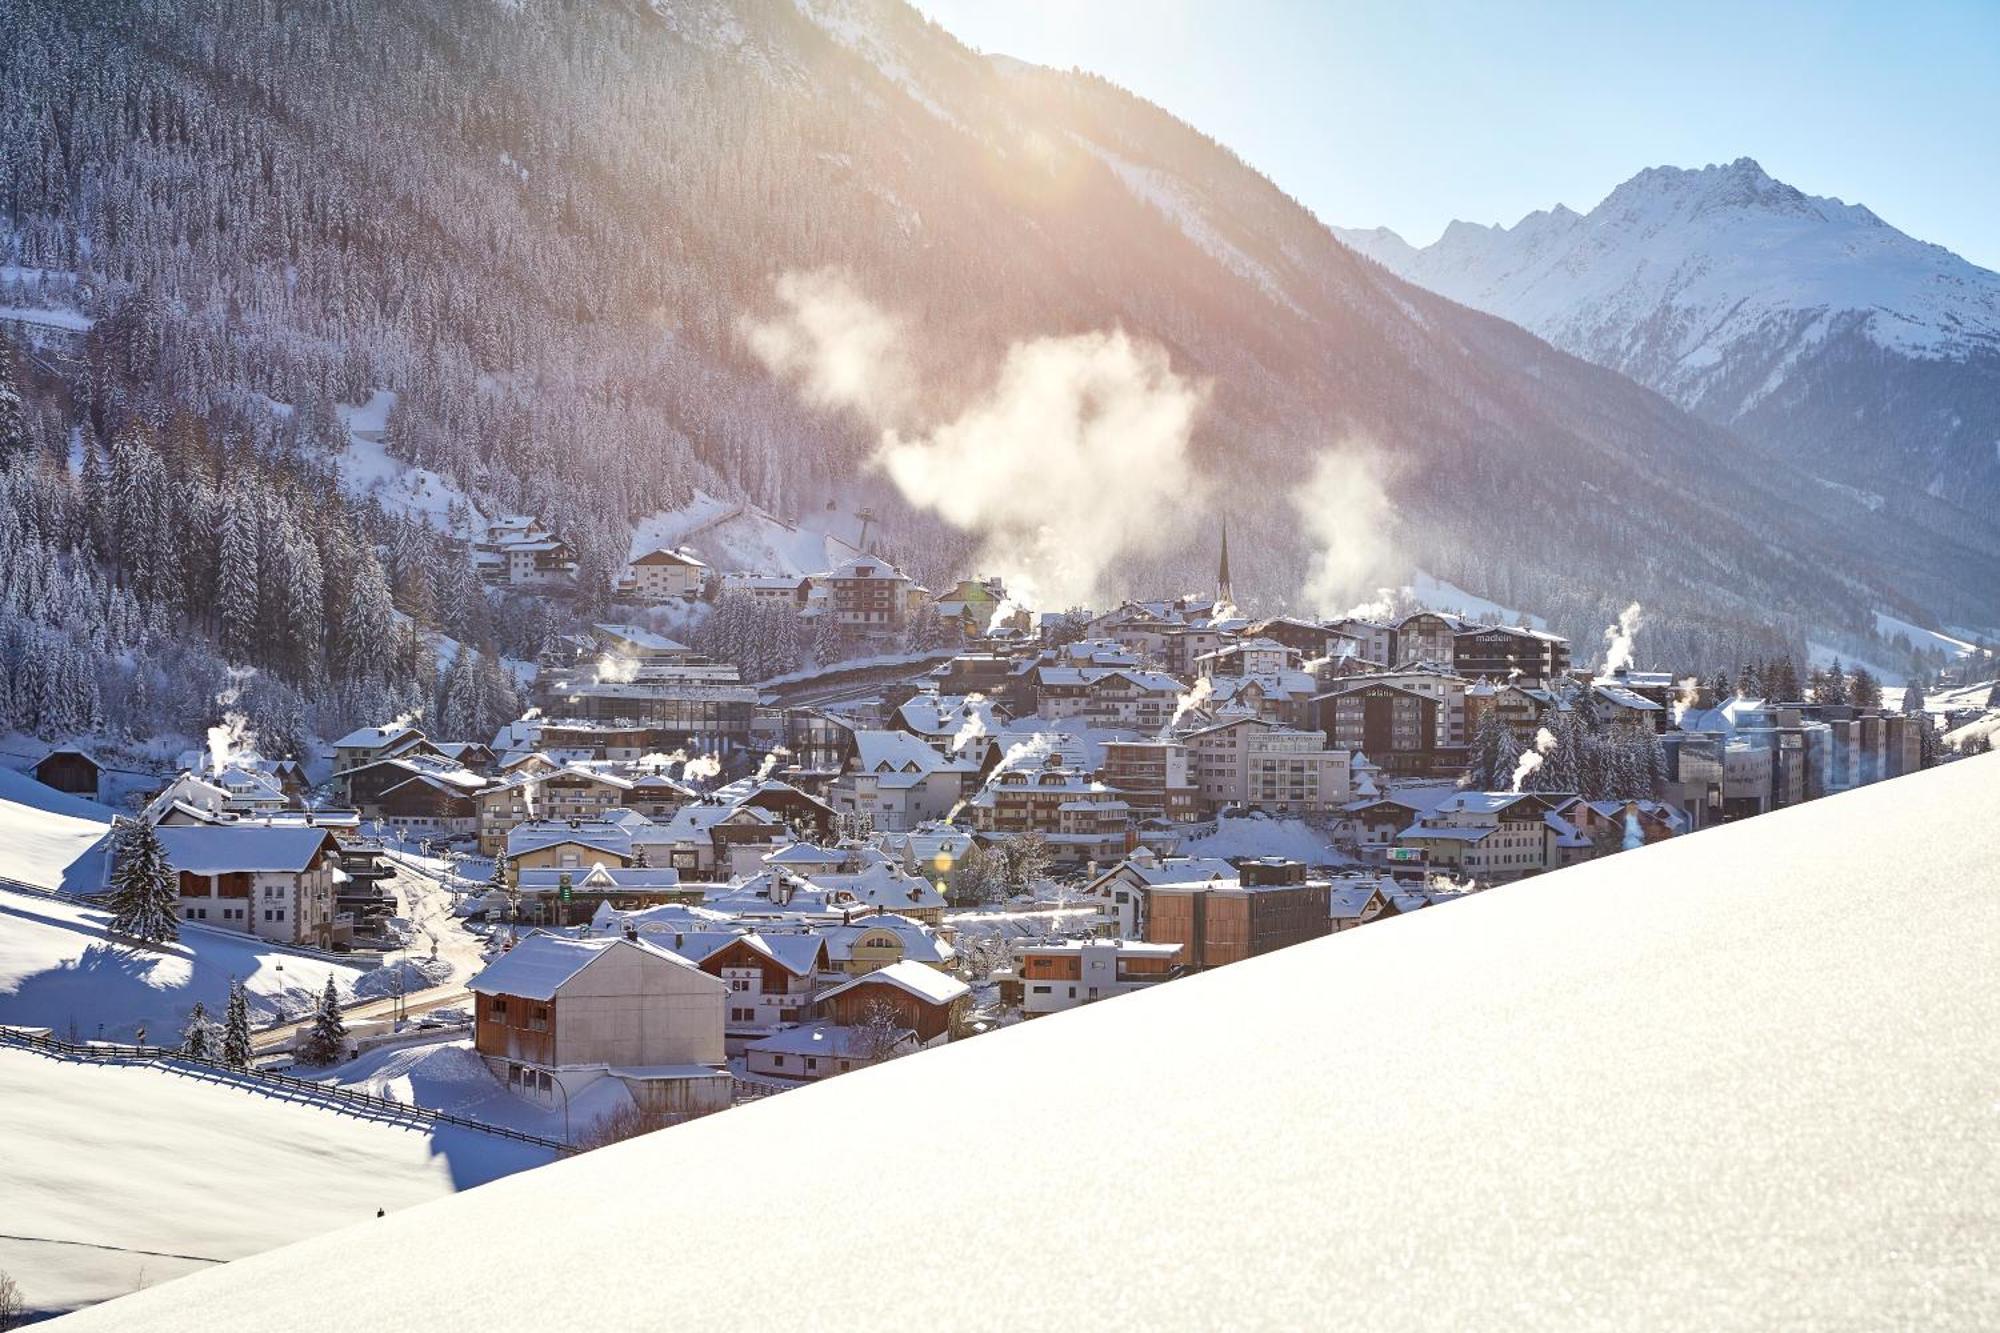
[3,0,1996,668]
[1335,158,2000,531]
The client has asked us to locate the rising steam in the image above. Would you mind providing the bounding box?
[1600,602,1643,676]
[744,269,1209,610]
[1294,449,1395,618]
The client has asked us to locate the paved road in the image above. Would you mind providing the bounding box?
[252,987,471,1052]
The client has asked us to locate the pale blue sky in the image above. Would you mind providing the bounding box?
[912,0,2000,269]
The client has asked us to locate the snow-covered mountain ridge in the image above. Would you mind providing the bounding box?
[1336,158,2000,505]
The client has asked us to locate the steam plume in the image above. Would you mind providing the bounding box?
[1600,602,1643,675]
[1511,726,1558,792]
[1295,449,1394,618]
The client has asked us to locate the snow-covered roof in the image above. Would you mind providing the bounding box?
[467,932,698,1002]
[631,547,707,568]
[816,958,968,1008]
[743,1022,906,1059]
[331,722,423,750]
[56,756,2000,1330]
[153,825,337,874]
[593,624,691,653]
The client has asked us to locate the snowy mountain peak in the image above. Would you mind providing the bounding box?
[1340,159,2000,507]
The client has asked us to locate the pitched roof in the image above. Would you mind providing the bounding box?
[816,958,968,1008]
[153,825,337,874]
[468,932,702,1002]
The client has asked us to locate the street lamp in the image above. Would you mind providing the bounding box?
[272,961,285,1022]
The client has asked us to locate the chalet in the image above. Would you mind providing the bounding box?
[621,547,708,602]
[475,515,577,587]
[932,576,1016,634]
[830,729,979,832]
[717,572,813,608]
[814,959,970,1047]
[1008,939,1181,1017]
[1202,670,1320,729]
[510,865,702,921]
[1394,792,1564,881]
[506,819,638,875]
[1338,796,1426,847]
[731,778,839,841]
[1195,637,1298,679]
[694,933,827,1045]
[330,722,437,785]
[892,692,1009,764]
[1323,616,1396,667]
[151,824,343,948]
[822,555,920,633]
[469,932,730,1118]
[742,1022,915,1082]
[1244,616,1363,664]
[33,747,104,800]
[1395,611,1466,667]
[1326,876,1398,931]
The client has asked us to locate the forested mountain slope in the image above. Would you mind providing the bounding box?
[1,0,1991,743]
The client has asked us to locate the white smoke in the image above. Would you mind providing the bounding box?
[520,706,542,722]
[207,670,260,776]
[1341,591,1398,623]
[876,331,1207,611]
[1622,808,1645,852]
[1168,676,1214,731]
[1294,450,1395,618]
[1600,602,1643,676]
[1510,726,1558,792]
[682,754,723,782]
[521,778,539,819]
[639,750,689,770]
[596,654,640,685]
[745,270,1208,610]
[739,268,915,426]
[207,714,252,778]
[949,696,989,754]
[1669,676,1701,727]
[387,709,422,731]
[755,746,792,781]
[985,598,1017,635]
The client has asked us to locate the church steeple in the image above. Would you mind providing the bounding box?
[1217,516,1233,608]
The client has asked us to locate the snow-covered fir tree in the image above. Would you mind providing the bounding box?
[299,975,348,1066]
[181,1001,217,1059]
[221,979,253,1071]
[106,819,179,945]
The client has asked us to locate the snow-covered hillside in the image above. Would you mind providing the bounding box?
[0,1050,550,1316]
[628,492,864,576]
[0,883,362,1041]
[1337,158,2000,508]
[0,770,114,892]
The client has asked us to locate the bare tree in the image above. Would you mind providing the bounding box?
[0,1270,24,1331]
[852,999,911,1067]
[575,1101,678,1151]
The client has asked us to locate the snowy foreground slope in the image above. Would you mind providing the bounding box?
[0,1054,551,1316]
[58,756,2000,1330]
[0,768,113,893]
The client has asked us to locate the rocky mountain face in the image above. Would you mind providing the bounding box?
[2,0,1994,663]
[1336,159,2000,590]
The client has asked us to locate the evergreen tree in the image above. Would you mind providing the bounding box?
[0,342,27,463]
[1706,670,1732,701]
[1765,656,1802,702]
[1735,660,1763,699]
[107,819,180,945]
[222,978,253,1070]
[181,1001,216,1059]
[300,975,348,1066]
[1468,711,1520,791]
[1820,659,1851,705]
[1849,666,1881,709]
[1901,679,1927,715]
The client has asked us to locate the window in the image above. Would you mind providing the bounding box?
[531,1005,549,1032]
[806,1058,818,1071]
[1032,985,1051,994]
[772,1055,786,1068]
[490,999,508,1022]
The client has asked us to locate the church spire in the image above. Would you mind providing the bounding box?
[1217,516,1233,608]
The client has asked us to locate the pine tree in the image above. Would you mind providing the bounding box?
[0,342,27,463]
[216,486,261,664]
[1706,670,1732,701]
[1468,712,1520,791]
[181,1001,216,1059]
[222,979,253,1070]
[1901,679,1927,715]
[1849,666,1881,709]
[1820,659,1851,705]
[107,819,180,945]
[300,975,348,1066]
[1765,656,1802,702]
